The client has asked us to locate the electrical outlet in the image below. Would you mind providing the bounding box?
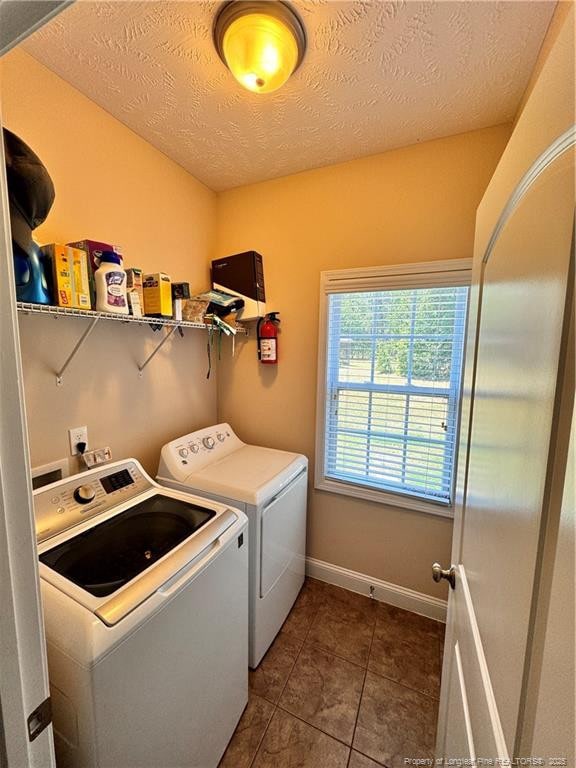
[68,426,88,456]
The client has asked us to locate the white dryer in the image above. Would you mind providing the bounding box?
[158,424,307,668]
[34,459,248,768]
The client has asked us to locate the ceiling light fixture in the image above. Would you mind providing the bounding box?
[213,1,306,94]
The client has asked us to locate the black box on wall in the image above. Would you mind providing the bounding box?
[211,251,266,320]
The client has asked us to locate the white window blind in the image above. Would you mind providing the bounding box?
[321,280,469,507]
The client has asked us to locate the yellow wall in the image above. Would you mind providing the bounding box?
[215,124,511,597]
[1,50,218,475]
[1,45,520,599]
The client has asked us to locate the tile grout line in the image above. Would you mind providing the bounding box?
[275,639,368,749]
[279,592,384,762]
[304,637,370,671]
[276,619,374,749]
[274,706,354,750]
[249,582,440,768]
[244,701,276,768]
[364,619,443,700]
[247,583,440,768]
[246,582,324,768]
[348,599,379,762]
[258,703,387,766]
[365,665,441,702]
[299,583,383,765]
[349,608,442,767]
[275,586,322,701]
[274,583,363,758]
[352,746,388,767]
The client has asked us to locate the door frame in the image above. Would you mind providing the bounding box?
[0,3,72,764]
[0,111,55,767]
[0,0,73,57]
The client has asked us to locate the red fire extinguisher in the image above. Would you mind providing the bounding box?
[257,312,280,364]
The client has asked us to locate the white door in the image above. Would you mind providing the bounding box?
[436,131,575,762]
[0,3,69,765]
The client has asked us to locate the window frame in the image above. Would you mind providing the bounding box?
[315,259,472,518]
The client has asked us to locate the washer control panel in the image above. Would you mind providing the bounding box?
[157,423,244,481]
[34,460,151,544]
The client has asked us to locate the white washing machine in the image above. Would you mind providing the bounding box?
[157,424,307,668]
[34,459,248,768]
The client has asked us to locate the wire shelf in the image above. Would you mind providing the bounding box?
[16,301,247,385]
[16,301,247,333]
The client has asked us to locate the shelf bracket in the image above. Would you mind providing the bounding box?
[56,316,101,386]
[138,324,179,376]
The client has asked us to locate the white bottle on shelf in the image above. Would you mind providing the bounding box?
[95,251,129,314]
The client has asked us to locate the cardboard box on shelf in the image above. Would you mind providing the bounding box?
[42,244,72,308]
[171,282,190,300]
[172,282,190,322]
[126,268,144,311]
[128,290,143,318]
[70,247,91,309]
[41,244,90,309]
[143,273,172,317]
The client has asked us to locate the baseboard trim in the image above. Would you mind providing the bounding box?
[306,557,447,623]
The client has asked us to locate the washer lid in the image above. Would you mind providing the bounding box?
[40,494,217,598]
[39,502,240,627]
[181,446,308,505]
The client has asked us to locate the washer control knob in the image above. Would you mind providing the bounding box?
[190,443,199,454]
[73,485,96,505]
[203,437,215,449]
[179,447,189,458]
[217,432,225,442]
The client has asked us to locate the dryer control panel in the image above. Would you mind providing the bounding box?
[34,460,151,544]
[157,423,244,482]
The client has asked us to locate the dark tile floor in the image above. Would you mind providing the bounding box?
[219,578,445,768]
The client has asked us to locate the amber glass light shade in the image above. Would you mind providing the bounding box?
[214,2,306,94]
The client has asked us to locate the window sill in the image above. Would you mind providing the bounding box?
[314,476,455,518]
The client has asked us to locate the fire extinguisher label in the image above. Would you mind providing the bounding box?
[260,338,277,361]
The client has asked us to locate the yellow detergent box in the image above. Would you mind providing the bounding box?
[143,272,172,317]
[42,244,73,308]
[42,244,90,309]
[70,246,91,309]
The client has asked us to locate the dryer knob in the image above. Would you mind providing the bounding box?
[179,447,189,458]
[190,444,200,454]
[74,484,96,505]
[203,437,215,449]
[217,433,225,442]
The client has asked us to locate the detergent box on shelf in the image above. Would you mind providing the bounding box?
[143,273,172,317]
[42,244,90,309]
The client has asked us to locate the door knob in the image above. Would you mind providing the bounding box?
[432,562,456,589]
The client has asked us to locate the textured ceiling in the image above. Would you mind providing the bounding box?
[24,0,555,191]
